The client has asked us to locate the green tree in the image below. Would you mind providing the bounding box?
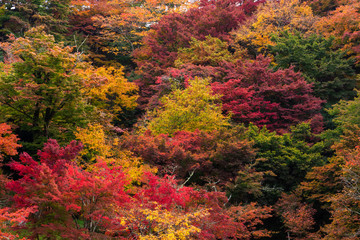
[0,26,90,149]
[324,90,360,143]
[147,77,229,135]
[247,123,325,201]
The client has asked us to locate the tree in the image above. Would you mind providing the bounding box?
[121,126,260,195]
[295,126,360,238]
[321,145,360,239]
[275,193,316,240]
[269,31,356,105]
[6,139,130,239]
[67,0,119,65]
[314,1,360,64]
[79,66,138,125]
[302,128,360,239]
[74,123,155,184]
[5,139,272,239]
[91,0,197,56]
[212,56,324,131]
[149,56,323,133]
[0,27,138,149]
[0,0,71,41]
[304,0,351,16]
[135,0,260,69]
[0,207,36,240]
[234,0,317,56]
[0,26,90,147]
[174,36,236,67]
[326,91,360,141]
[247,123,325,200]
[0,123,20,161]
[117,173,272,239]
[147,77,229,135]
[133,0,263,109]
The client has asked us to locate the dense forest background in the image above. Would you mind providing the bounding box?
[0,0,360,239]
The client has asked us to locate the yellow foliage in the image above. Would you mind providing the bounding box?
[75,123,155,184]
[79,66,138,122]
[147,77,230,135]
[117,205,208,239]
[234,0,317,53]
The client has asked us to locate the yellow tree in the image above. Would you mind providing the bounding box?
[118,206,206,240]
[147,77,229,135]
[80,66,138,124]
[75,123,155,184]
[234,0,317,55]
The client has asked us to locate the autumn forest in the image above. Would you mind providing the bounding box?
[0,0,360,239]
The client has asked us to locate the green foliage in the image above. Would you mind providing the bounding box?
[147,77,229,135]
[0,27,90,148]
[0,0,71,41]
[247,123,325,198]
[270,31,356,105]
[324,89,360,143]
[329,90,360,128]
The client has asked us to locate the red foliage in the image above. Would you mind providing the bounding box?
[37,139,83,172]
[0,206,37,240]
[69,0,110,36]
[3,138,272,239]
[211,56,324,131]
[121,128,256,188]
[146,57,323,132]
[133,0,264,109]
[68,0,113,64]
[6,139,129,238]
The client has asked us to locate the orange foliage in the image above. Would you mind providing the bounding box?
[314,1,360,63]
[79,66,138,123]
[0,207,36,240]
[276,193,316,239]
[0,123,20,161]
[84,0,197,55]
[234,0,317,54]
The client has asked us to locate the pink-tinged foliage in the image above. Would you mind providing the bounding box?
[276,193,316,239]
[121,173,272,239]
[136,0,258,68]
[147,56,323,132]
[211,56,324,131]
